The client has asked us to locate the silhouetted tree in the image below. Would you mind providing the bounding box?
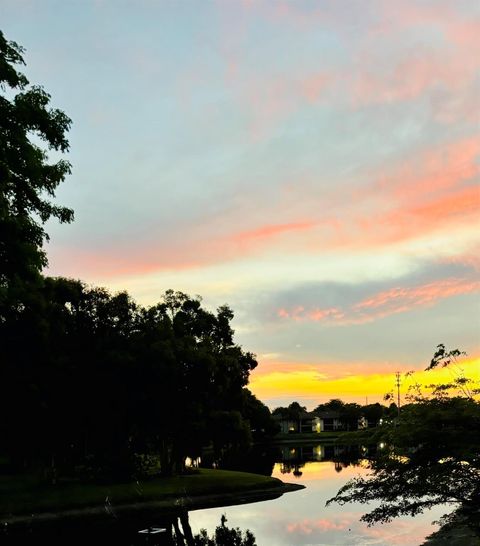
[362,403,386,427]
[241,389,277,438]
[314,398,344,413]
[0,31,73,476]
[1,280,259,479]
[0,31,72,314]
[328,346,480,535]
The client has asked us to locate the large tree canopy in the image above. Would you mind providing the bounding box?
[0,30,72,310]
[1,282,259,478]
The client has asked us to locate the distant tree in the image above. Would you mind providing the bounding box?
[272,402,306,417]
[313,398,345,414]
[314,399,364,431]
[361,403,386,427]
[272,402,307,432]
[340,403,362,431]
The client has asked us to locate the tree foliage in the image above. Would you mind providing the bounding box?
[1,282,259,478]
[314,399,387,430]
[327,345,480,533]
[0,30,72,306]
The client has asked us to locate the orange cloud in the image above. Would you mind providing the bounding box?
[376,137,480,200]
[277,278,480,325]
[341,138,480,250]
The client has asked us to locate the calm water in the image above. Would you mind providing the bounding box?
[3,443,453,546]
[189,459,447,545]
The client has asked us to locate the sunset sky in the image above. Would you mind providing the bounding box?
[2,0,479,408]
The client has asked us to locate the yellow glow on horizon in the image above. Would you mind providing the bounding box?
[250,357,480,405]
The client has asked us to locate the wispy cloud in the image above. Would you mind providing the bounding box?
[48,130,479,282]
[287,517,350,534]
[277,278,480,325]
[233,221,316,244]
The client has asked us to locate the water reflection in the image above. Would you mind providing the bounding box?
[1,443,460,545]
[277,443,374,477]
[207,442,376,480]
[2,511,256,546]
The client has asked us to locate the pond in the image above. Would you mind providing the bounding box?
[2,443,455,545]
[190,443,448,546]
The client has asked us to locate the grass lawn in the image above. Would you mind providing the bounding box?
[0,469,282,518]
[272,431,341,443]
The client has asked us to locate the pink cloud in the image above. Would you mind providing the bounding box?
[440,245,480,272]
[278,307,344,321]
[363,185,480,249]
[352,46,479,107]
[277,278,480,325]
[354,278,480,312]
[48,130,479,281]
[376,137,480,200]
[300,73,331,103]
[210,0,480,142]
[332,137,480,250]
[287,517,350,534]
[351,3,480,117]
[233,221,316,243]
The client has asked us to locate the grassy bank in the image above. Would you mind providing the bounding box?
[272,431,341,443]
[0,469,284,520]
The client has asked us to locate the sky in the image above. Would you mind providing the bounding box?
[2,0,479,409]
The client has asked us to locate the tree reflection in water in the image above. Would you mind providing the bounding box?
[169,513,256,546]
[1,512,256,546]
[273,443,371,479]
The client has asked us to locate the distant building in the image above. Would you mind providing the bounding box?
[272,409,373,433]
[273,410,343,433]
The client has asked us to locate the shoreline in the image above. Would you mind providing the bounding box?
[1,471,304,527]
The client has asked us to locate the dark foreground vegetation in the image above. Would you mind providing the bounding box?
[1,278,277,480]
[328,345,480,538]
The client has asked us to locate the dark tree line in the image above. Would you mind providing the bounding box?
[272,399,395,430]
[0,280,275,479]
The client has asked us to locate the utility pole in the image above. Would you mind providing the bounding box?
[395,371,401,417]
